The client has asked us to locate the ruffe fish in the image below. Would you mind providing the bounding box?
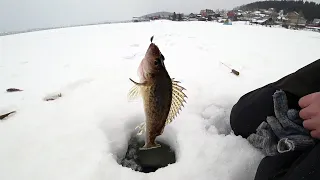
[128,36,187,150]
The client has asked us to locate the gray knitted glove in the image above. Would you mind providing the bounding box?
[247,121,279,156]
[247,90,316,156]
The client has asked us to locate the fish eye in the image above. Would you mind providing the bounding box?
[154,58,162,67]
[154,59,161,66]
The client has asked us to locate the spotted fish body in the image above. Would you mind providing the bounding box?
[128,36,187,150]
[141,68,172,149]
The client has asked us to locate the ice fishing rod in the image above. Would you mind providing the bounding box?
[220,61,240,76]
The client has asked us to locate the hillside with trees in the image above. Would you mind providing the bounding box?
[236,0,320,22]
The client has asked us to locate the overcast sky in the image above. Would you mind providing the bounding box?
[1,0,320,33]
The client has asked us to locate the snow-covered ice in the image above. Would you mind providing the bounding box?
[1,20,320,180]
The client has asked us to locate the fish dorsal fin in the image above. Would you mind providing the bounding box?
[165,78,187,125]
[134,78,187,136]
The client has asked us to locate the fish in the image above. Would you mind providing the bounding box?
[128,36,187,150]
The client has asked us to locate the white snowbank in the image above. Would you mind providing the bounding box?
[1,20,320,180]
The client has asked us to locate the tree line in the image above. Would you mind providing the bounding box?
[236,0,320,22]
[171,12,183,21]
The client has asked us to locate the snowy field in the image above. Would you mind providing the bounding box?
[1,20,320,180]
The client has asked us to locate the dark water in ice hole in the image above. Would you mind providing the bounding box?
[118,135,176,173]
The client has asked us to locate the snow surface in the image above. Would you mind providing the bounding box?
[1,20,320,180]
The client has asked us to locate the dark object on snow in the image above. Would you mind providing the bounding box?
[6,88,23,92]
[119,135,176,173]
[0,111,16,120]
[230,59,320,180]
[247,90,315,156]
[150,35,154,43]
[231,69,240,76]
[44,93,62,101]
[220,62,240,76]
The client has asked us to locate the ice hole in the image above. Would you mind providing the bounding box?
[118,134,176,173]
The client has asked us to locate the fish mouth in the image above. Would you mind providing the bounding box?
[146,43,161,58]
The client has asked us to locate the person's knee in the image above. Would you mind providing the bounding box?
[230,100,245,136]
[230,85,277,138]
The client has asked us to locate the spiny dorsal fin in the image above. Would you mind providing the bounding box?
[134,78,187,135]
[165,79,187,125]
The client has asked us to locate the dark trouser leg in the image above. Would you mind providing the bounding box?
[229,59,320,180]
[230,59,320,138]
[255,143,320,180]
[254,151,302,180]
[283,142,320,180]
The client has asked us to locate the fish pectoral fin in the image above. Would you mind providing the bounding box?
[127,78,148,101]
[165,78,187,125]
[127,84,141,101]
[129,78,147,86]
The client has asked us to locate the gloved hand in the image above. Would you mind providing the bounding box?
[247,121,279,156]
[247,90,316,156]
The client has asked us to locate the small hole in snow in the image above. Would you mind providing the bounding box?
[118,134,176,173]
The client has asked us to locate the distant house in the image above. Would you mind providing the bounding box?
[257,17,275,25]
[286,11,307,26]
[268,8,275,12]
[279,10,284,17]
[187,13,199,21]
[236,13,246,21]
[198,16,207,21]
[188,13,196,18]
[213,13,221,18]
[253,11,261,15]
[227,11,236,21]
[132,17,140,22]
[200,9,214,17]
[132,17,148,22]
[312,19,320,26]
[275,16,288,25]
